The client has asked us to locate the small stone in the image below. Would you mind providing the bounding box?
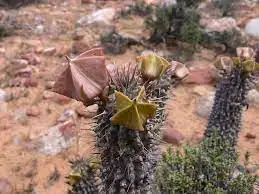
[0,48,5,54]
[76,104,98,118]
[26,106,40,117]
[200,17,237,33]
[38,121,75,156]
[236,47,255,58]
[86,104,98,116]
[77,8,116,28]
[0,178,12,194]
[245,132,256,139]
[163,125,184,145]
[23,78,38,88]
[195,92,215,118]
[57,109,76,123]
[172,61,189,79]
[184,66,216,84]
[14,66,32,78]
[245,17,259,37]
[43,47,56,56]
[34,25,44,34]
[0,89,7,102]
[21,52,40,66]
[247,89,259,105]
[11,59,29,66]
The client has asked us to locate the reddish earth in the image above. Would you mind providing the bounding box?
[0,0,258,193]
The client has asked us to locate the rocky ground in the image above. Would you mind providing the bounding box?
[0,0,259,193]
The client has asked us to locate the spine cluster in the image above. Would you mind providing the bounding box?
[204,67,255,151]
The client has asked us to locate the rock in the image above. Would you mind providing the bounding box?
[34,25,44,34]
[21,52,40,66]
[245,132,256,139]
[245,17,259,37]
[247,89,259,105]
[160,0,177,7]
[23,78,38,87]
[11,59,29,66]
[0,89,7,102]
[72,40,90,54]
[236,47,255,58]
[57,109,76,123]
[117,16,149,42]
[14,66,32,78]
[13,108,28,125]
[193,85,214,96]
[184,66,216,84]
[163,124,184,145]
[43,47,56,56]
[76,104,98,118]
[26,106,40,117]
[195,92,215,118]
[200,17,237,33]
[38,120,75,156]
[0,178,12,194]
[172,61,189,79]
[106,63,116,78]
[77,8,116,28]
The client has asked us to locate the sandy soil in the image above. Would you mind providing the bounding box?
[0,1,258,193]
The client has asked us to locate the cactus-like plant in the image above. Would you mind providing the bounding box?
[204,54,257,152]
[52,50,176,193]
[155,49,258,193]
[91,58,174,193]
[155,131,257,194]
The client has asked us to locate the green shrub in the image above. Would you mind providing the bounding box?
[155,132,257,194]
[147,1,202,46]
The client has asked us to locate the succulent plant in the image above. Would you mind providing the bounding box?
[204,53,257,153]
[92,61,175,193]
[155,131,257,194]
[67,157,103,194]
[52,50,176,193]
[146,1,202,45]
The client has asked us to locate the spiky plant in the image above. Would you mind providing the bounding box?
[67,158,103,194]
[155,131,257,194]
[146,0,202,45]
[65,53,176,193]
[204,55,257,153]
